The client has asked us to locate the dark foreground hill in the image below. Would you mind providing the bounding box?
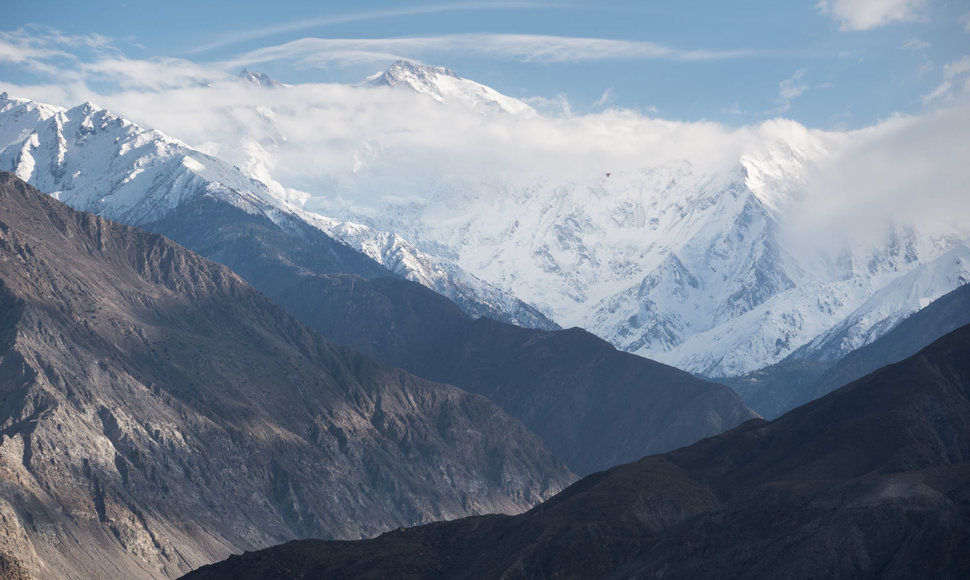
[0,173,573,579]
[185,324,970,579]
[251,273,756,475]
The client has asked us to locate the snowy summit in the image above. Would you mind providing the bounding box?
[367,60,534,116]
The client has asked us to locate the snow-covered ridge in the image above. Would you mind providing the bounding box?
[239,68,287,88]
[0,92,553,329]
[319,133,968,377]
[367,60,535,116]
[298,210,557,329]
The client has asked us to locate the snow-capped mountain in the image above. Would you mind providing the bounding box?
[300,211,556,328]
[238,68,287,88]
[794,239,970,363]
[0,92,553,329]
[307,67,970,377]
[366,60,534,115]
[4,58,967,382]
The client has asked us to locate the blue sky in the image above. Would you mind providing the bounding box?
[2,0,968,128]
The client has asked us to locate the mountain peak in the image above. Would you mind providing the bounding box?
[367,59,534,115]
[239,67,286,88]
[374,59,459,88]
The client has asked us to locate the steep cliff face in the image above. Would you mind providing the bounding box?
[0,173,574,580]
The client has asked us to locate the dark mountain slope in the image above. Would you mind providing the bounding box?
[729,281,970,418]
[260,273,755,475]
[141,197,389,297]
[185,324,970,580]
[141,198,557,330]
[0,172,573,580]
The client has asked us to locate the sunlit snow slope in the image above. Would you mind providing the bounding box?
[0,92,554,330]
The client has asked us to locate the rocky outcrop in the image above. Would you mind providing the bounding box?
[0,173,574,579]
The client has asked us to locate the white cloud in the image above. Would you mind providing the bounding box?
[901,37,930,53]
[773,69,809,113]
[902,37,934,75]
[592,88,614,108]
[188,2,560,54]
[816,0,929,31]
[233,34,759,69]
[794,102,970,246]
[922,56,970,104]
[962,12,970,33]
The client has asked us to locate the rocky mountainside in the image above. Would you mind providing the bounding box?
[0,173,573,580]
[0,92,553,330]
[264,272,755,475]
[730,280,970,417]
[183,323,970,579]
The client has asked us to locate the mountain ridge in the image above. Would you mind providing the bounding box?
[269,272,755,474]
[0,92,554,331]
[182,322,970,579]
[0,172,574,579]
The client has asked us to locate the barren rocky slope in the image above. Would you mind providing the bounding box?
[186,324,970,579]
[0,173,573,579]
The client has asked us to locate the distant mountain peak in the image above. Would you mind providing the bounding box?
[239,67,286,88]
[373,59,460,88]
[366,59,534,115]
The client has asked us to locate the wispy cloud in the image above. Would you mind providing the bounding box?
[902,37,934,75]
[0,26,113,65]
[233,34,760,69]
[773,69,809,113]
[922,56,970,104]
[592,88,614,108]
[816,0,929,31]
[187,2,562,54]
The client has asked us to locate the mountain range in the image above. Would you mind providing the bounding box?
[0,172,573,579]
[297,62,970,383]
[3,62,969,414]
[0,90,756,477]
[0,91,553,331]
[184,321,970,579]
[0,59,966,580]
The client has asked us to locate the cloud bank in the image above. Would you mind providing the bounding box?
[816,0,929,31]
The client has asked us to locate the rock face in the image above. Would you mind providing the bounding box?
[184,324,970,579]
[259,272,755,475]
[0,173,574,580]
